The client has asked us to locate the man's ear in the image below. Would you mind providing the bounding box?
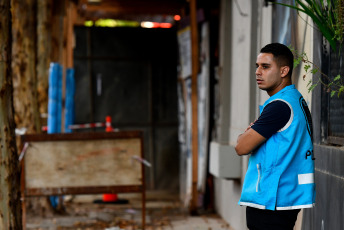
[280,66,290,78]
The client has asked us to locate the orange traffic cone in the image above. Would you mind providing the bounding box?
[103,116,118,202]
[105,115,113,132]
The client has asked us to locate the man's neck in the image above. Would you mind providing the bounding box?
[267,82,292,97]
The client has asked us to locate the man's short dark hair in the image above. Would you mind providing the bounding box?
[260,43,294,77]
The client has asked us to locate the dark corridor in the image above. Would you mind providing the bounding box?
[73,26,179,191]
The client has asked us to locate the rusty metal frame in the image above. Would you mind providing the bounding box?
[20,131,146,229]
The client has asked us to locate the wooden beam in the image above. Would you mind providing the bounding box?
[37,0,53,122]
[50,0,65,63]
[66,1,76,69]
[189,0,199,214]
[62,0,77,132]
[77,0,184,19]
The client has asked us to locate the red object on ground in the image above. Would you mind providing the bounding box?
[102,193,118,202]
[103,116,118,202]
[105,116,113,132]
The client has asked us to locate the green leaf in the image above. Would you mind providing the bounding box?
[308,84,317,92]
[306,0,323,19]
[311,69,318,74]
[339,86,344,94]
[334,75,341,81]
[331,91,336,97]
[307,79,312,87]
[293,0,337,50]
[294,58,302,68]
[304,64,311,72]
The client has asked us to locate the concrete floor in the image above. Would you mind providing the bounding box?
[25,192,233,230]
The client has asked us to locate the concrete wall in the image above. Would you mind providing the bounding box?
[213,1,263,229]
[228,0,255,146]
[292,10,313,107]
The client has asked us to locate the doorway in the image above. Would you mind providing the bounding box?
[73,26,179,191]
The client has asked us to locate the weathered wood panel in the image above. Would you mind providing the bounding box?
[25,138,142,188]
[21,132,146,228]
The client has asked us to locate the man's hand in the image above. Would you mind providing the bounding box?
[235,121,266,156]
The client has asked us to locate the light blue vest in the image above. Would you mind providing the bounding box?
[239,85,316,210]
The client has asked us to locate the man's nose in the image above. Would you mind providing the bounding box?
[255,67,261,75]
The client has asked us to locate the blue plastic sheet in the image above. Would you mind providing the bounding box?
[47,63,63,209]
[65,68,75,133]
[47,63,63,134]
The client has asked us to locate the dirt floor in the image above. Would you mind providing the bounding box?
[25,192,233,230]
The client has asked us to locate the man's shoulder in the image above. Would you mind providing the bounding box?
[280,85,302,99]
[265,100,291,111]
[271,89,303,108]
[253,101,292,139]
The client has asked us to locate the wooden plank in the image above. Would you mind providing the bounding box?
[67,1,77,69]
[25,185,142,196]
[50,0,65,63]
[37,0,52,120]
[21,131,143,142]
[24,138,142,188]
[189,0,199,213]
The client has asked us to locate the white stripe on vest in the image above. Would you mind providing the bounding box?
[298,173,314,185]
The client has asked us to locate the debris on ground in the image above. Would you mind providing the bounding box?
[26,193,233,230]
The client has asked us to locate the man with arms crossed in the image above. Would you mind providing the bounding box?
[235,43,315,230]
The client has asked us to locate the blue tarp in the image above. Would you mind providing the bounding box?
[48,63,71,209]
[65,68,75,133]
[47,63,63,134]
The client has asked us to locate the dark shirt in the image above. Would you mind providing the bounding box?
[251,100,291,139]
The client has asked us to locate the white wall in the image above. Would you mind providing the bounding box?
[214,177,245,230]
[228,0,252,146]
[256,3,272,109]
[294,13,313,108]
[214,1,272,229]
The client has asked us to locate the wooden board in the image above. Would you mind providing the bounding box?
[21,131,144,196]
[21,131,146,229]
[25,138,142,188]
